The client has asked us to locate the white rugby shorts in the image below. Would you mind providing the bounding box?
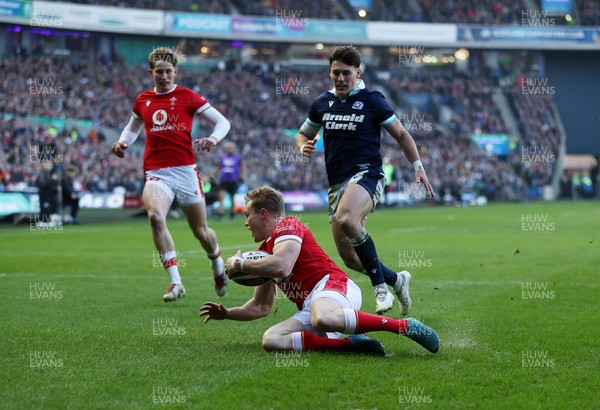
[144,165,204,206]
[290,274,362,339]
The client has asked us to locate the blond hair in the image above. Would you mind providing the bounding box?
[245,186,284,216]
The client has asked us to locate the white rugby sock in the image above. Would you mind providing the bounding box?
[161,250,182,285]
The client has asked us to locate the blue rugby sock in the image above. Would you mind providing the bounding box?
[380,263,398,286]
[349,230,385,287]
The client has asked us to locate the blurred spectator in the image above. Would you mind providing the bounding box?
[36,160,60,222]
[62,165,81,224]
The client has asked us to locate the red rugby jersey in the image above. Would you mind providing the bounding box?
[259,217,348,310]
[132,85,209,171]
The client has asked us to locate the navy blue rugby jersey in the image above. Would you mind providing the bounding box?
[306,85,397,186]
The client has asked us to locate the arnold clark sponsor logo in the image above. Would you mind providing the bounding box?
[323,113,364,131]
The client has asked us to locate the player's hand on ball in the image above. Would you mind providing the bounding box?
[199,302,227,323]
[225,250,243,279]
[195,136,217,152]
[111,141,128,158]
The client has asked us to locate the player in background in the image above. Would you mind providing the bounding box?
[296,46,435,315]
[216,142,243,220]
[61,165,81,224]
[36,159,60,225]
[111,47,230,302]
[199,186,440,356]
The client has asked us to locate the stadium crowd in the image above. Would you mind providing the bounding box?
[0,55,328,195]
[63,0,228,13]
[0,49,562,203]
[368,0,527,24]
[230,0,346,20]
[508,75,562,196]
[43,0,598,26]
[372,69,525,203]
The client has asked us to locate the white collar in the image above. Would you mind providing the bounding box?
[153,84,178,94]
[329,79,365,97]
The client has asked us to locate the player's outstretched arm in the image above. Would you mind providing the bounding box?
[194,106,230,152]
[111,115,144,158]
[385,119,435,198]
[199,281,277,323]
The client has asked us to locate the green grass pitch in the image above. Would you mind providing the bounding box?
[1,201,598,409]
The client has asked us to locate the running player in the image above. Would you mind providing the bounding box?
[296,45,435,315]
[199,186,440,355]
[111,47,230,302]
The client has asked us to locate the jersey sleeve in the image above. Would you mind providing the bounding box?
[306,99,322,128]
[132,94,144,119]
[272,218,304,246]
[190,90,210,114]
[372,92,397,126]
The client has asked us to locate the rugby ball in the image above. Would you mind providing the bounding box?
[230,250,272,286]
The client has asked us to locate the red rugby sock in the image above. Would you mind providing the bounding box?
[300,332,350,352]
[353,311,408,335]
